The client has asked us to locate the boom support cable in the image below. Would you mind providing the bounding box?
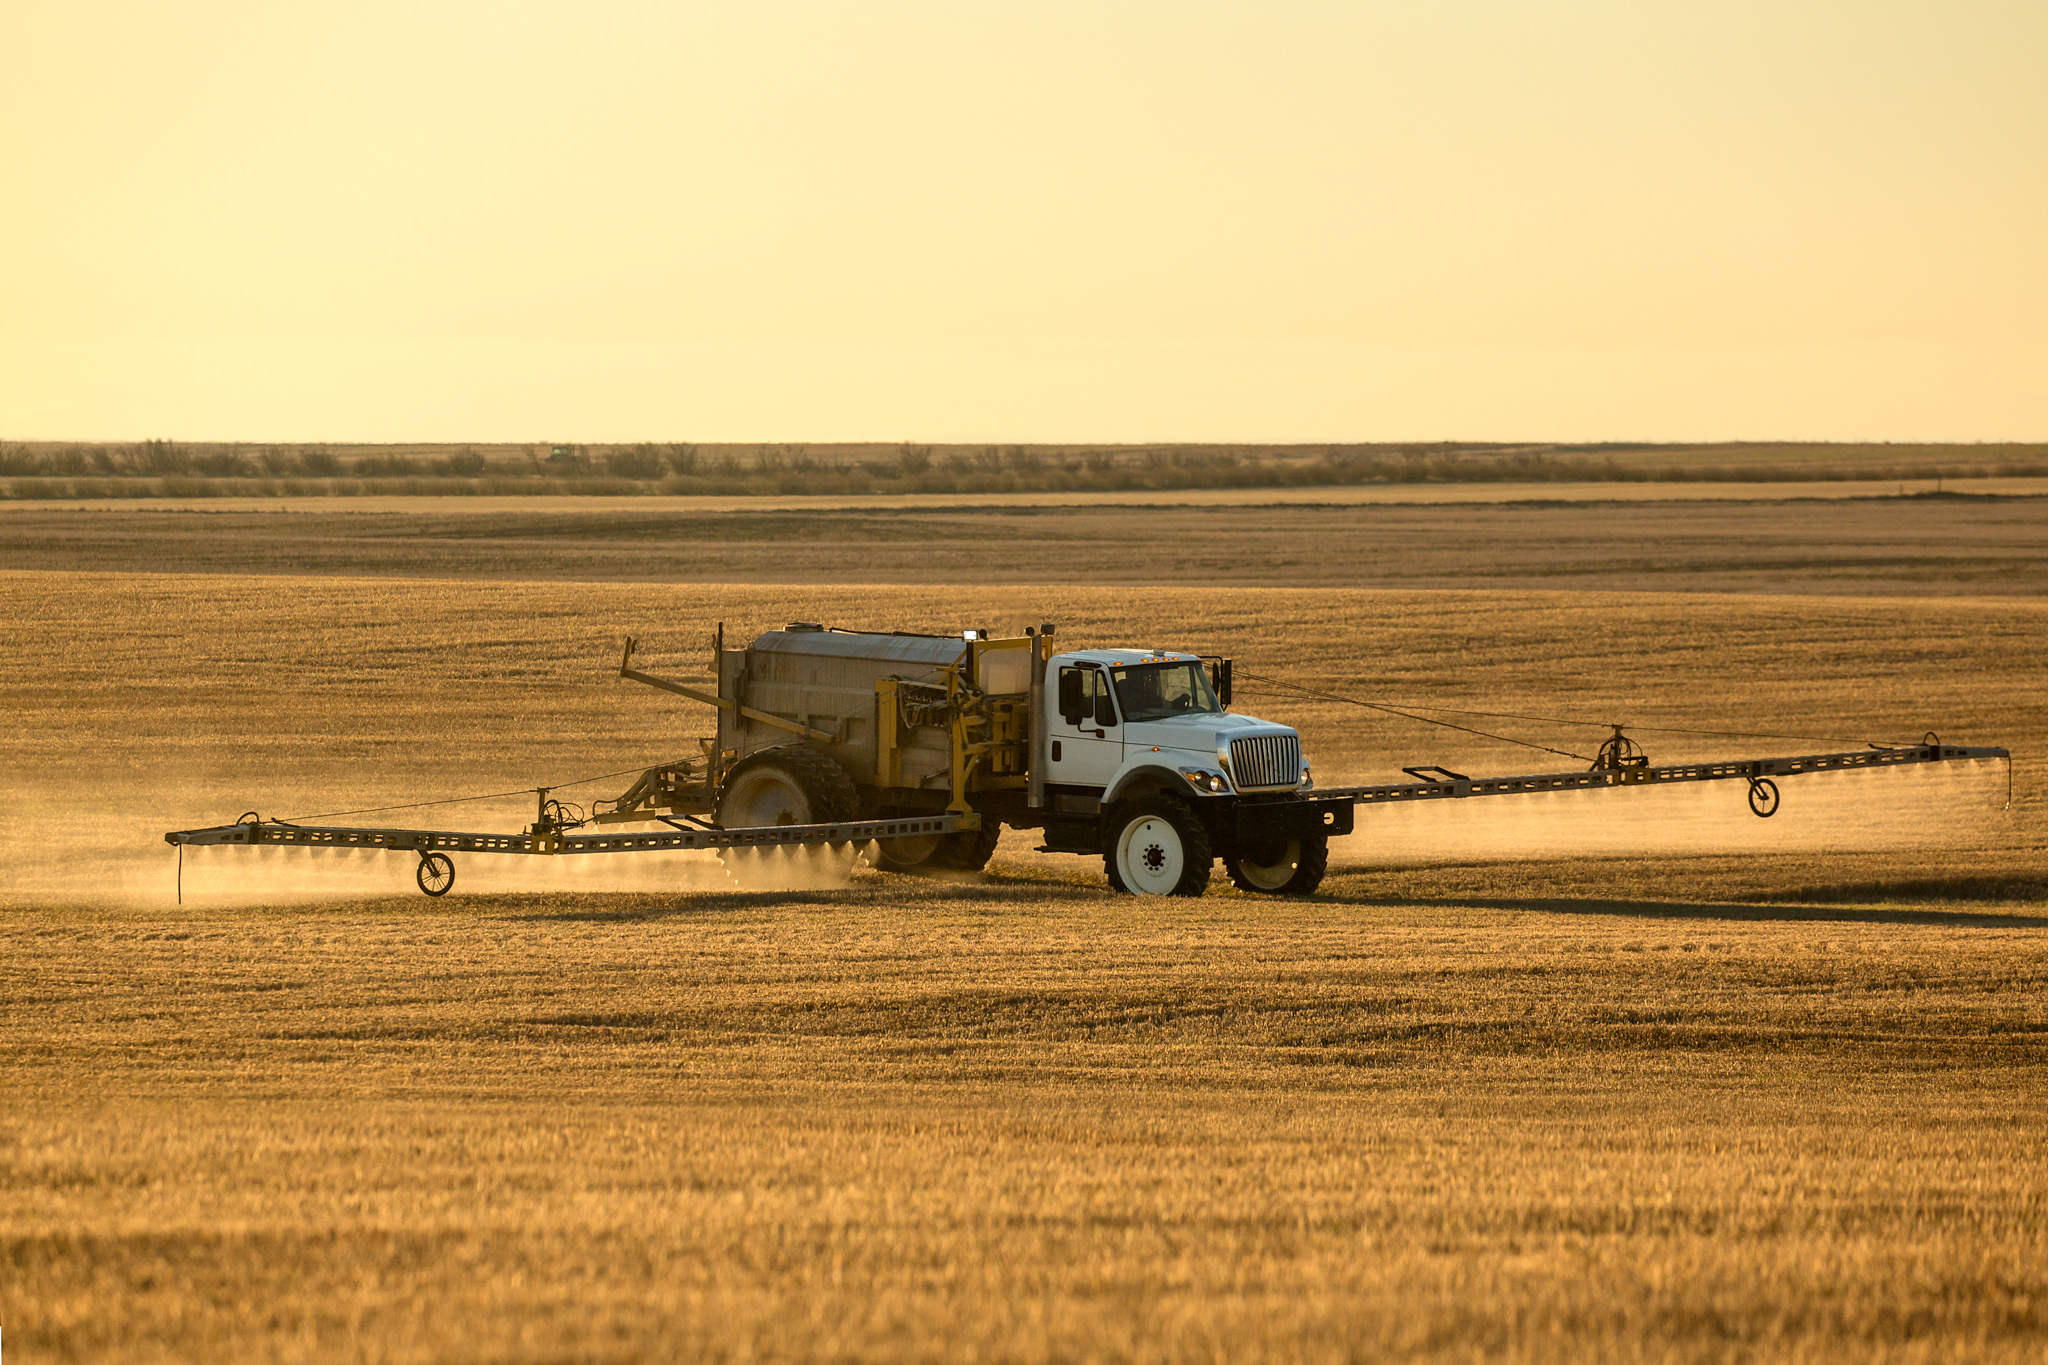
[1235,671,1597,764]
[276,764,652,824]
[1233,671,1896,762]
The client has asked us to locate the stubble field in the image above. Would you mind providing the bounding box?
[2,496,2045,1362]
[4,491,2047,592]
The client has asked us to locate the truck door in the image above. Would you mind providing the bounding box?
[1049,663,1122,789]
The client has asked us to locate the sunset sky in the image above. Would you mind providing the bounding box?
[2,0,2042,442]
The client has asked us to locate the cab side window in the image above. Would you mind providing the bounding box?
[1057,666,1115,727]
[1058,666,1087,724]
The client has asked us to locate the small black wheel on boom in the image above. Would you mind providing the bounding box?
[1747,777,1780,819]
[417,852,455,896]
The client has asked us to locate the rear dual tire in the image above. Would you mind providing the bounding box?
[715,745,1002,880]
[1223,834,1329,896]
[872,816,1001,875]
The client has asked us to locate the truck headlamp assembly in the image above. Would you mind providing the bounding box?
[1179,767,1230,794]
[1300,764,1313,790]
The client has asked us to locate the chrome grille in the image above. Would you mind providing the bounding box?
[1229,733,1301,790]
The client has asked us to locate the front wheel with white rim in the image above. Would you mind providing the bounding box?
[1104,794,1212,898]
[1224,832,1329,896]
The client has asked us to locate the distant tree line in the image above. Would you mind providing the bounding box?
[0,441,494,480]
[2,439,2044,499]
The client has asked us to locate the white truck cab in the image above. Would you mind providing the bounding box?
[1044,649,1310,801]
[1034,647,1343,896]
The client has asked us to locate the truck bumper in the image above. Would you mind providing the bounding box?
[1236,796,1353,847]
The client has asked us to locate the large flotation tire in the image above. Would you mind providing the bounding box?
[1103,793,1212,898]
[714,745,859,828]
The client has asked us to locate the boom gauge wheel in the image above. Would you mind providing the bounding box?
[416,852,455,897]
[1747,777,1780,818]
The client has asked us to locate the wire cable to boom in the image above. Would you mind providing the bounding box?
[1232,671,1893,758]
[277,764,652,824]
[1581,720,1887,747]
[1235,670,1597,764]
[1230,686,1620,732]
[1371,700,1884,748]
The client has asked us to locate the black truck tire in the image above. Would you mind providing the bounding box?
[1103,793,1212,897]
[714,745,859,828]
[939,816,1003,870]
[871,813,1001,875]
[1224,832,1330,896]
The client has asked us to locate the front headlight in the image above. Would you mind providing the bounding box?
[1180,767,1230,794]
[1300,764,1313,790]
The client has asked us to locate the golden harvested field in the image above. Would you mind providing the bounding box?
[9,884,2047,1363]
[13,477,2048,516]
[2,492,2046,592]
[3,499,2045,1362]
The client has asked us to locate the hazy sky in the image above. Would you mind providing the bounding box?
[3,1,2042,441]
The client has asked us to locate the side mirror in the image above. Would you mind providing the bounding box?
[1094,690,1118,728]
[1211,658,1233,707]
[1057,668,1084,724]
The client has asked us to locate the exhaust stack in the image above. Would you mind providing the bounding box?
[1027,622,1054,809]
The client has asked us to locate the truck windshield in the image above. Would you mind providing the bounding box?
[1109,662,1222,723]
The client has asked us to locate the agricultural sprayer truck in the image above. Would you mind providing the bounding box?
[166,622,2011,898]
